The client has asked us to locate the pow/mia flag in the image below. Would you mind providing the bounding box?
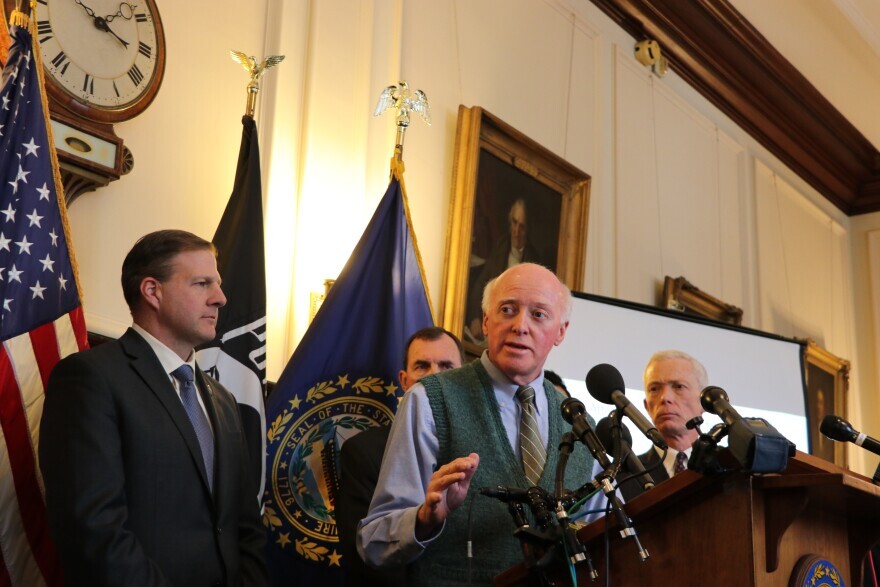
[196,115,267,502]
[263,170,432,586]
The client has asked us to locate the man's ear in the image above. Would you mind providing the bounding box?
[553,320,569,346]
[140,277,162,312]
[399,369,411,392]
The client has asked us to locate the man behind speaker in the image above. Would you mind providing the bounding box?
[620,349,707,502]
[337,326,464,586]
[40,230,268,586]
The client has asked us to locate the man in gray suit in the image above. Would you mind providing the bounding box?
[619,350,707,502]
[40,230,267,586]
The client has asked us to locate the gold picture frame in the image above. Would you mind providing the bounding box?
[802,339,850,467]
[661,276,743,325]
[440,106,590,356]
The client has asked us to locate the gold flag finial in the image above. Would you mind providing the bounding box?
[373,81,430,163]
[230,50,285,118]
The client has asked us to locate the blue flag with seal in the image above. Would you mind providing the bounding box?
[263,166,433,585]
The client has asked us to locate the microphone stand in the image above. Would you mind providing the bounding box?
[556,432,576,499]
[686,416,730,475]
[594,470,649,562]
[608,410,655,493]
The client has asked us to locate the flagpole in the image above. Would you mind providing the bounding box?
[372,81,436,322]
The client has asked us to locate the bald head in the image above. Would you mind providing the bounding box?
[480,263,570,385]
[482,264,571,322]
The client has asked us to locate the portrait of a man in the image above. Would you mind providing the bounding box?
[464,149,561,344]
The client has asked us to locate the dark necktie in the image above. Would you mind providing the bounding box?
[515,386,546,485]
[674,451,688,475]
[172,365,214,492]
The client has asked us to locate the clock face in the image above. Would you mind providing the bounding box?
[34,0,165,122]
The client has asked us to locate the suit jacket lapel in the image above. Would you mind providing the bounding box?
[120,329,214,495]
[640,448,670,483]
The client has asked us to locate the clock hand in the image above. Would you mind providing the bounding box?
[74,0,130,49]
[94,17,130,49]
[73,0,97,19]
[104,2,136,23]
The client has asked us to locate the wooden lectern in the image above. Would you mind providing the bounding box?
[495,452,880,586]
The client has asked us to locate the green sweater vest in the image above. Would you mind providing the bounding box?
[411,361,596,586]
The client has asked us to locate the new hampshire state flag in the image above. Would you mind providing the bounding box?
[263,168,433,585]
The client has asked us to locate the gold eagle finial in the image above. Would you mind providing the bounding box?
[230,50,286,117]
[373,81,430,163]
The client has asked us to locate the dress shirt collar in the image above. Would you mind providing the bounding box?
[131,323,196,378]
[480,351,546,416]
[654,444,691,478]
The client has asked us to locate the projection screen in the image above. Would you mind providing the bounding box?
[544,292,808,456]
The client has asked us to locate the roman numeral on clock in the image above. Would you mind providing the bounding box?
[83,74,94,94]
[127,64,144,86]
[51,51,69,76]
[138,42,152,59]
[37,20,52,43]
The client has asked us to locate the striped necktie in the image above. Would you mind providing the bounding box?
[516,386,546,485]
[172,365,215,492]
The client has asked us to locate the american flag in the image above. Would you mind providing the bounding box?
[0,21,88,587]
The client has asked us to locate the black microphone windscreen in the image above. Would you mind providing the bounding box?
[819,414,855,442]
[586,364,625,405]
[700,386,729,413]
[560,397,585,425]
[595,415,633,457]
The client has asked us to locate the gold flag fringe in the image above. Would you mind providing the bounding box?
[27,3,86,302]
[390,156,436,324]
[8,9,28,29]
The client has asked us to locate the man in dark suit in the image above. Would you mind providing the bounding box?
[337,327,463,586]
[619,350,707,502]
[39,230,268,586]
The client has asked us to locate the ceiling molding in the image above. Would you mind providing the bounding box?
[591,0,880,215]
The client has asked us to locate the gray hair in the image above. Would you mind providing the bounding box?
[481,264,572,322]
[644,350,709,389]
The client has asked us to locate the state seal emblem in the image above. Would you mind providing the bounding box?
[790,554,845,587]
[264,373,398,566]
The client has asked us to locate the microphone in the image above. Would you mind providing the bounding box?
[586,364,667,449]
[820,415,880,457]
[700,386,742,426]
[560,398,612,469]
[701,385,794,472]
[480,486,529,502]
[596,412,655,492]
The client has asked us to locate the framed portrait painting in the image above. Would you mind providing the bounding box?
[440,106,590,357]
[802,339,849,467]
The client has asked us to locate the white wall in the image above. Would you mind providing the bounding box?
[65,0,880,474]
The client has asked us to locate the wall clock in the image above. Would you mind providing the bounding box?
[35,0,166,122]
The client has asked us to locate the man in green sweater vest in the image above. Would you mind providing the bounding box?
[358,263,604,585]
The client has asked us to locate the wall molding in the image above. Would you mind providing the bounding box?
[591,0,880,215]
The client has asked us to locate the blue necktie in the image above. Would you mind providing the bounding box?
[172,365,214,492]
